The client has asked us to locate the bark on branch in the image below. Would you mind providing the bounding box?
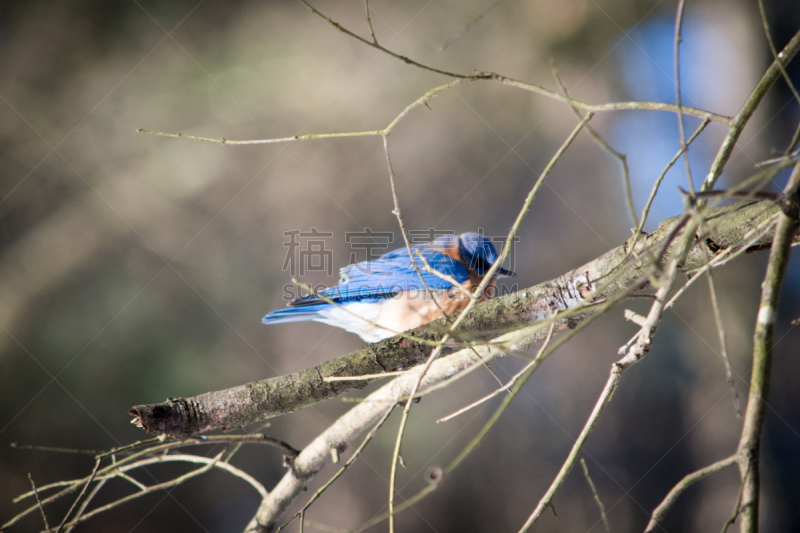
[130,200,787,439]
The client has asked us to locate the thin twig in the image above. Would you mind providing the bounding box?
[296,1,731,122]
[117,472,147,491]
[6,435,290,530]
[756,0,800,157]
[440,0,505,51]
[65,479,108,533]
[10,443,101,455]
[487,72,730,122]
[618,118,710,267]
[701,28,800,193]
[57,454,228,531]
[551,60,637,227]
[644,454,738,532]
[756,0,800,109]
[703,246,742,417]
[437,322,555,423]
[580,459,610,532]
[58,452,269,532]
[363,0,377,45]
[721,462,750,533]
[324,370,417,382]
[674,0,696,195]
[55,456,101,533]
[137,128,381,145]
[382,138,451,323]
[785,122,800,157]
[28,474,51,532]
[296,0,480,79]
[378,81,471,328]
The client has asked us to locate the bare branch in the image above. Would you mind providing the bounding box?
[551,60,637,227]
[736,163,800,532]
[645,455,739,532]
[436,322,555,423]
[701,28,800,193]
[136,128,381,145]
[27,474,50,532]
[756,0,800,109]
[518,260,679,532]
[55,456,101,533]
[674,0,696,195]
[440,0,505,51]
[4,435,294,530]
[704,246,742,417]
[363,0,377,45]
[580,459,610,532]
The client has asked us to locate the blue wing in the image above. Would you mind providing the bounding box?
[309,247,467,304]
[263,246,469,322]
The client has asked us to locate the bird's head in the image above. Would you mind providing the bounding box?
[456,232,515,277]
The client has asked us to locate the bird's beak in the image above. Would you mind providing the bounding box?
[495,266,515,277]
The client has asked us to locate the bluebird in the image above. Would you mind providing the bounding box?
[262,232,514,342]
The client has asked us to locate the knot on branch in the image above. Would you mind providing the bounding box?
[548,271,597,315]
[778,188,800,221]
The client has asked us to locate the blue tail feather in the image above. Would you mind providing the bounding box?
[262,305,327,324]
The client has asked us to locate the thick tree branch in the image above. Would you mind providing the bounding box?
[129,200,789,439]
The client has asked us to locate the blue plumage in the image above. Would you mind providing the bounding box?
[291,247,468,306]
[263,232,513,342]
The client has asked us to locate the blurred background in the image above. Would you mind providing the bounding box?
[1,0,799,531]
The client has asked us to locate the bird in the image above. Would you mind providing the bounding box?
[262,232,514,342]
